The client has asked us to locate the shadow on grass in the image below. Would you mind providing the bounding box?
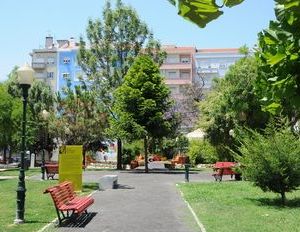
[59,212,97,228]
[247,197,300,208]
[82,183,99,192]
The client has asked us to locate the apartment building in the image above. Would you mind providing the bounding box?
[30,36,57,91]
[160,45,196,100]
[31,36,84,92]
[56,38,84,92]
[195,48,245,89]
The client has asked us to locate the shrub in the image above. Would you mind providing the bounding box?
[236,125,300,204]
[188,140,218,165]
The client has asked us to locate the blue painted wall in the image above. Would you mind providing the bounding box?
[57,49,82,92]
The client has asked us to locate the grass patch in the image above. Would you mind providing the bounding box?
[0,168,41,177]
[0,179,97,232]
[178,181,300,232]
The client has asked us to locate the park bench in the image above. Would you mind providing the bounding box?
[212,162,237,181]
[45,164,59,179]
[44,181,95,225]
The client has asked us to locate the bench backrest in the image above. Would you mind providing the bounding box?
[44,181,76,208]
[45,164,59,173]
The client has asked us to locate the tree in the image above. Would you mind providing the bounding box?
[235,121,300,204]
[112,55,173,172]
[198,56,269,160]
[256,0,300,121]
[50,79,107,151]
[0,83,20,163]
[78,0,166,169]
[6,67,56,155]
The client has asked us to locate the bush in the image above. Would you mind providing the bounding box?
[188,140,218,165]
[236,124,300,204]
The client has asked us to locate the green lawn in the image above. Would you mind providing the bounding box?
[0,177,98,232]
[0,168,41,177]
[178,181,300,232]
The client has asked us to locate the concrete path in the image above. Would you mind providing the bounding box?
[54,170,212,232]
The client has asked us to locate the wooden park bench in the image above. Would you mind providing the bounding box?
[44,181,95,225]
[45,164,59,179]
[212,162,237,181]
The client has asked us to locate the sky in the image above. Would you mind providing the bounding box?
[0,0,275,82]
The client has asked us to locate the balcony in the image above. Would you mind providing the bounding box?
[161,63,192,70]
[32,62,46,69]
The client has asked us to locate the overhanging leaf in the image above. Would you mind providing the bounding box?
[168,0,176,6]
[224,0,245,8]
[267,52,286,66]
[178,0,223,28]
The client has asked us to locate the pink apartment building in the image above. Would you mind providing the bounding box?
[160,45,197,100]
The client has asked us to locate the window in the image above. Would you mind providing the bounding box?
[47,72,54,79]
[219,64,226,69]
[47,58,55,64]
[62,72,70,79]
[180,71,190,79]
[167,71,177,79]
[63,57,71,64]
[180,56,190,64]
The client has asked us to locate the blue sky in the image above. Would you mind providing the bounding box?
[0,0,275,81]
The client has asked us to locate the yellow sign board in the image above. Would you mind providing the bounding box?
[59,145,83,191]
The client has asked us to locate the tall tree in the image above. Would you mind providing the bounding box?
[50,79,107,151]
[112,56,173,172]
[78,0,165,169]
[198,57,269,160]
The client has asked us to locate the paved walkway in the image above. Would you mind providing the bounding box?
[52,170,214,232]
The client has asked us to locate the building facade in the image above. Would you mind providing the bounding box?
[30,36,58,92]
[31,36,84,92]
[195,48,245,89]
[160,45,196,100]
[56,38,83,92]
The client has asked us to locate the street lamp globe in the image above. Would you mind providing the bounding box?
[42,109,50,120]
[229,129,235,137]
[17,63,34,86]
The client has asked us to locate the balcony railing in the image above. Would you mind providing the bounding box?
[32,62,46,69]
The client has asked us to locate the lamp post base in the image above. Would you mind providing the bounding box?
[14,218,24,224]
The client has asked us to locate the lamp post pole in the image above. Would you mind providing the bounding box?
[14,64,34,224]
[41,110,49,180]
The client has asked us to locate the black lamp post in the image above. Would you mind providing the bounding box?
[14,64,34,224]
[41,109,50,180]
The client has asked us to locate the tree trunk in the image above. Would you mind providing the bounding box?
[144,136,148,173]
[117,138,122,170]
[3,145,7,164]
[280,191,286,205]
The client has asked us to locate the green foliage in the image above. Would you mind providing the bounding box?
[51,80,107,148]
[78,0,165,119]
[168,0,245,28]
[198,57,269,160]
[188,139,218,164]
[235,122,300,204]
[256,0,300,118]
[112,55,173,140]
[123,140,143,156]
[121,147,135,164]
